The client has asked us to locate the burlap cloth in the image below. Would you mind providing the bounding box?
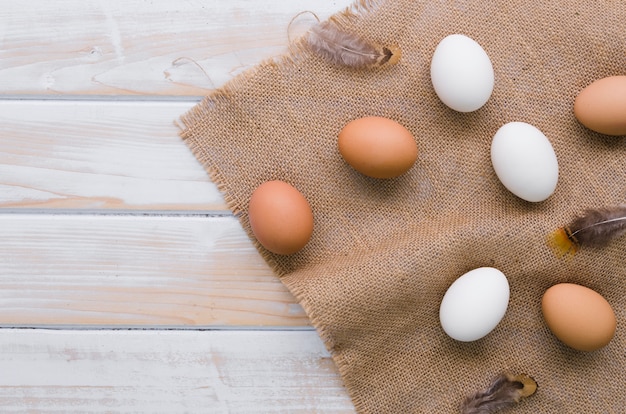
[179,0,626,412]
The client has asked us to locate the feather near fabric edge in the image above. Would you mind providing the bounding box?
[303,20,400,69]
[461,373,538,414]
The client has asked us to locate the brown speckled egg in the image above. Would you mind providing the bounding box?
[248,180,313,255]
[338,116,418,178]
[574,76,626,136]
[541,283,616,351]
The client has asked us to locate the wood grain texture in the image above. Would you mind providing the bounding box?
[0,214,308,327]
[0,0,353,96]
[0,329,353,413]
[0,0,358,410]
[0,100,225,211]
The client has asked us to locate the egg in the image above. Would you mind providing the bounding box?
[439,267,510,342]
[542,283,616,351]
[574,75,626,136]
[248,180,314,255]
[430,34,495,112]
[338,116,418,179]
[490,122,559,202]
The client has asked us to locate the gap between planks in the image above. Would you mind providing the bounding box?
[0,325,315,331]
[0,95,205,102]
[0,209,233,217]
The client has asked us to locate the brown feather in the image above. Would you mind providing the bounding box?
[305,21,400,69]
[547,205,626,256]
[461,373,537,414]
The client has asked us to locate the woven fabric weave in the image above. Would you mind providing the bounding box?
[179,1,626,411]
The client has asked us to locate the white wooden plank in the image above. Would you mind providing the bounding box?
[0,329,353,413]
[0,100,228,210]
[0,0,354,96]
[0,214,309,327]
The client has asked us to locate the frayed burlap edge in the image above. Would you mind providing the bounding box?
[177,3,388,410]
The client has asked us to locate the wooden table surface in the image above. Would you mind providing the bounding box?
[0,1,355,411]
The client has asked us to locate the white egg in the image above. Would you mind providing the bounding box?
[439,267,510,342]
[430,34,494,112]
[491,122,559,202]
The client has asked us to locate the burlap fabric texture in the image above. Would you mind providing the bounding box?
[179,1,626,412]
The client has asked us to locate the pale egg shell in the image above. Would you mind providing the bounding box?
[338,116,418,179]
[439,267,510,342]
[248,180,314,255]
[430,34,495,112]
[491,122,559,202]
[574,75,626,136]
[542,283,616,351]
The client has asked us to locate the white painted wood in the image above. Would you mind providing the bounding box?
[0,214,309,327]
[0,100,226,210]
[0,329,354,413]
[0,0,354,96]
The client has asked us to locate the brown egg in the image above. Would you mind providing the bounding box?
[338,116,418,178]
[541,283,616,351]
[248,180,313,255]
[574,75,626,136]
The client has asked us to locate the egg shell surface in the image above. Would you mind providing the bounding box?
[248,180,314,255]
[439,267,510,342]
[338,116,418,179]
[430,34,495,112]
[542,283,616,351]
[574,75,626,136]
[491,122,559,202]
